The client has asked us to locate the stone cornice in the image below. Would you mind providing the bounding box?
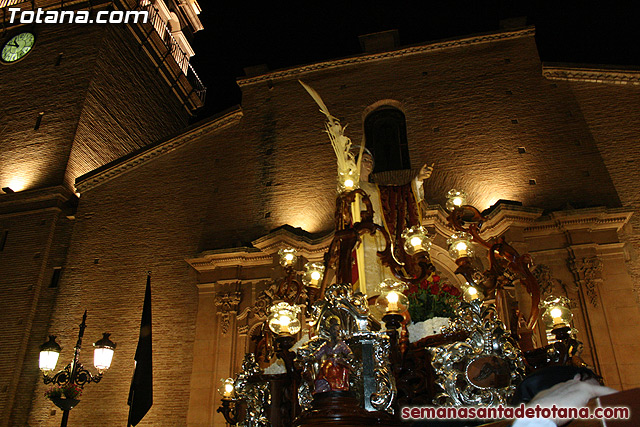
[542,63,640,85]
[0,185,76,217]
[524,207,633,235]
[422,204,632,241]
[75,108,243,194]
[186,226,333,273]
[187,206,632,274]
[238,27,535,87]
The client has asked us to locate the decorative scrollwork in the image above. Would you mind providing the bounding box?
[569,256,602,307]
[234,354,271,427]
[43,362,102,387]
[217,291,242,334]
[370,332,395,413]
[431,300,525,406]
[446,206,541,331]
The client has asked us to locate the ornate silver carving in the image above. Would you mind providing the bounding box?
[296,283,396,414]
[234,354,271,427]
[369,332,395,413]
[569,257,603,307]
[431,300,525,406]
[312,283,370,337]
[216,291,242,334]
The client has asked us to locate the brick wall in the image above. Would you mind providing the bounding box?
[568,80,640,299]
[64,25,190,190]
[0,199,75,426]
[0,23,190,194]
[0,24,103,191]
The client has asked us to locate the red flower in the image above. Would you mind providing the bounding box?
[407,284,419,295]
[429,282,440,295]
[432,275,441,283]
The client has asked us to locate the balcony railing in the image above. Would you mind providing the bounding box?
[0,0,206,106]
[0,0,22,7]
[140,1,206,104]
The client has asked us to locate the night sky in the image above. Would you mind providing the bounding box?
[189,0,639,120]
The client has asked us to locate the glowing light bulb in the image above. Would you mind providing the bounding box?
[284,253,294,261]
[468,287,477,295]
[453,197,463,206]
[410,236,422,249]
[344,179,354,189]
[311,271,321,281]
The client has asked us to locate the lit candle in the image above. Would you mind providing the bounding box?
[279,315,291,334]
[455,241,468,257]
[224,383,234,398]
[310,270,321,285]
[550,307,564,326]
[410,236,423,250]
[386,291,399,312]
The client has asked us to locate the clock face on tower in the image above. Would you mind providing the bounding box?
[1,32,36,63]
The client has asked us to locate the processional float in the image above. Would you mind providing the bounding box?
[217,82,586,427]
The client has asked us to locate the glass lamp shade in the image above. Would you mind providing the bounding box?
[302,262,325,288]
[267,302,301,335]
[218,378,236,399]
[401,226,432,256]
[462,283,482,302]
[39,335,61,372]
[541,296,573,329]
[446,189,467,211]
[93,333,116,371]
[375,279,409,314]
[278,248,298,268]
[447,232,474,259]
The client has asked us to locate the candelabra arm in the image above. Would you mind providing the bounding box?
[217,399,239,425]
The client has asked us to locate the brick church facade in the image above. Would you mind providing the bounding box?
[1,2,639,426]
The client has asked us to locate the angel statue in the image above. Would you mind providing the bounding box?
[300,81,434,298]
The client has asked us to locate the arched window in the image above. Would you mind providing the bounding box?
[364,107,410,173]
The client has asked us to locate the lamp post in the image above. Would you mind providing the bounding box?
[39,310,116,427]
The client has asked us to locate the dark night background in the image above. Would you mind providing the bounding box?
[189,0,639,120]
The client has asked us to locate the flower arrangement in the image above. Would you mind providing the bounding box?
[44,383,82,401]
[405,273,462,323]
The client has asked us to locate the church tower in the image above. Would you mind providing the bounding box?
[0,0,204,423]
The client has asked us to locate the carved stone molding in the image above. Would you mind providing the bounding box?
[569,257,603,307]
[75,109,243,193]
[253,282,277,319]
[238,28,535,87]
[542,63,640,86]
[186,226,332,274]
[216,291,242,334]
[632,274,640,305]
[532,264,575,297]
[532,264,554,296]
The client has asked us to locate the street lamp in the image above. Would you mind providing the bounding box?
[39,311,116,427]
